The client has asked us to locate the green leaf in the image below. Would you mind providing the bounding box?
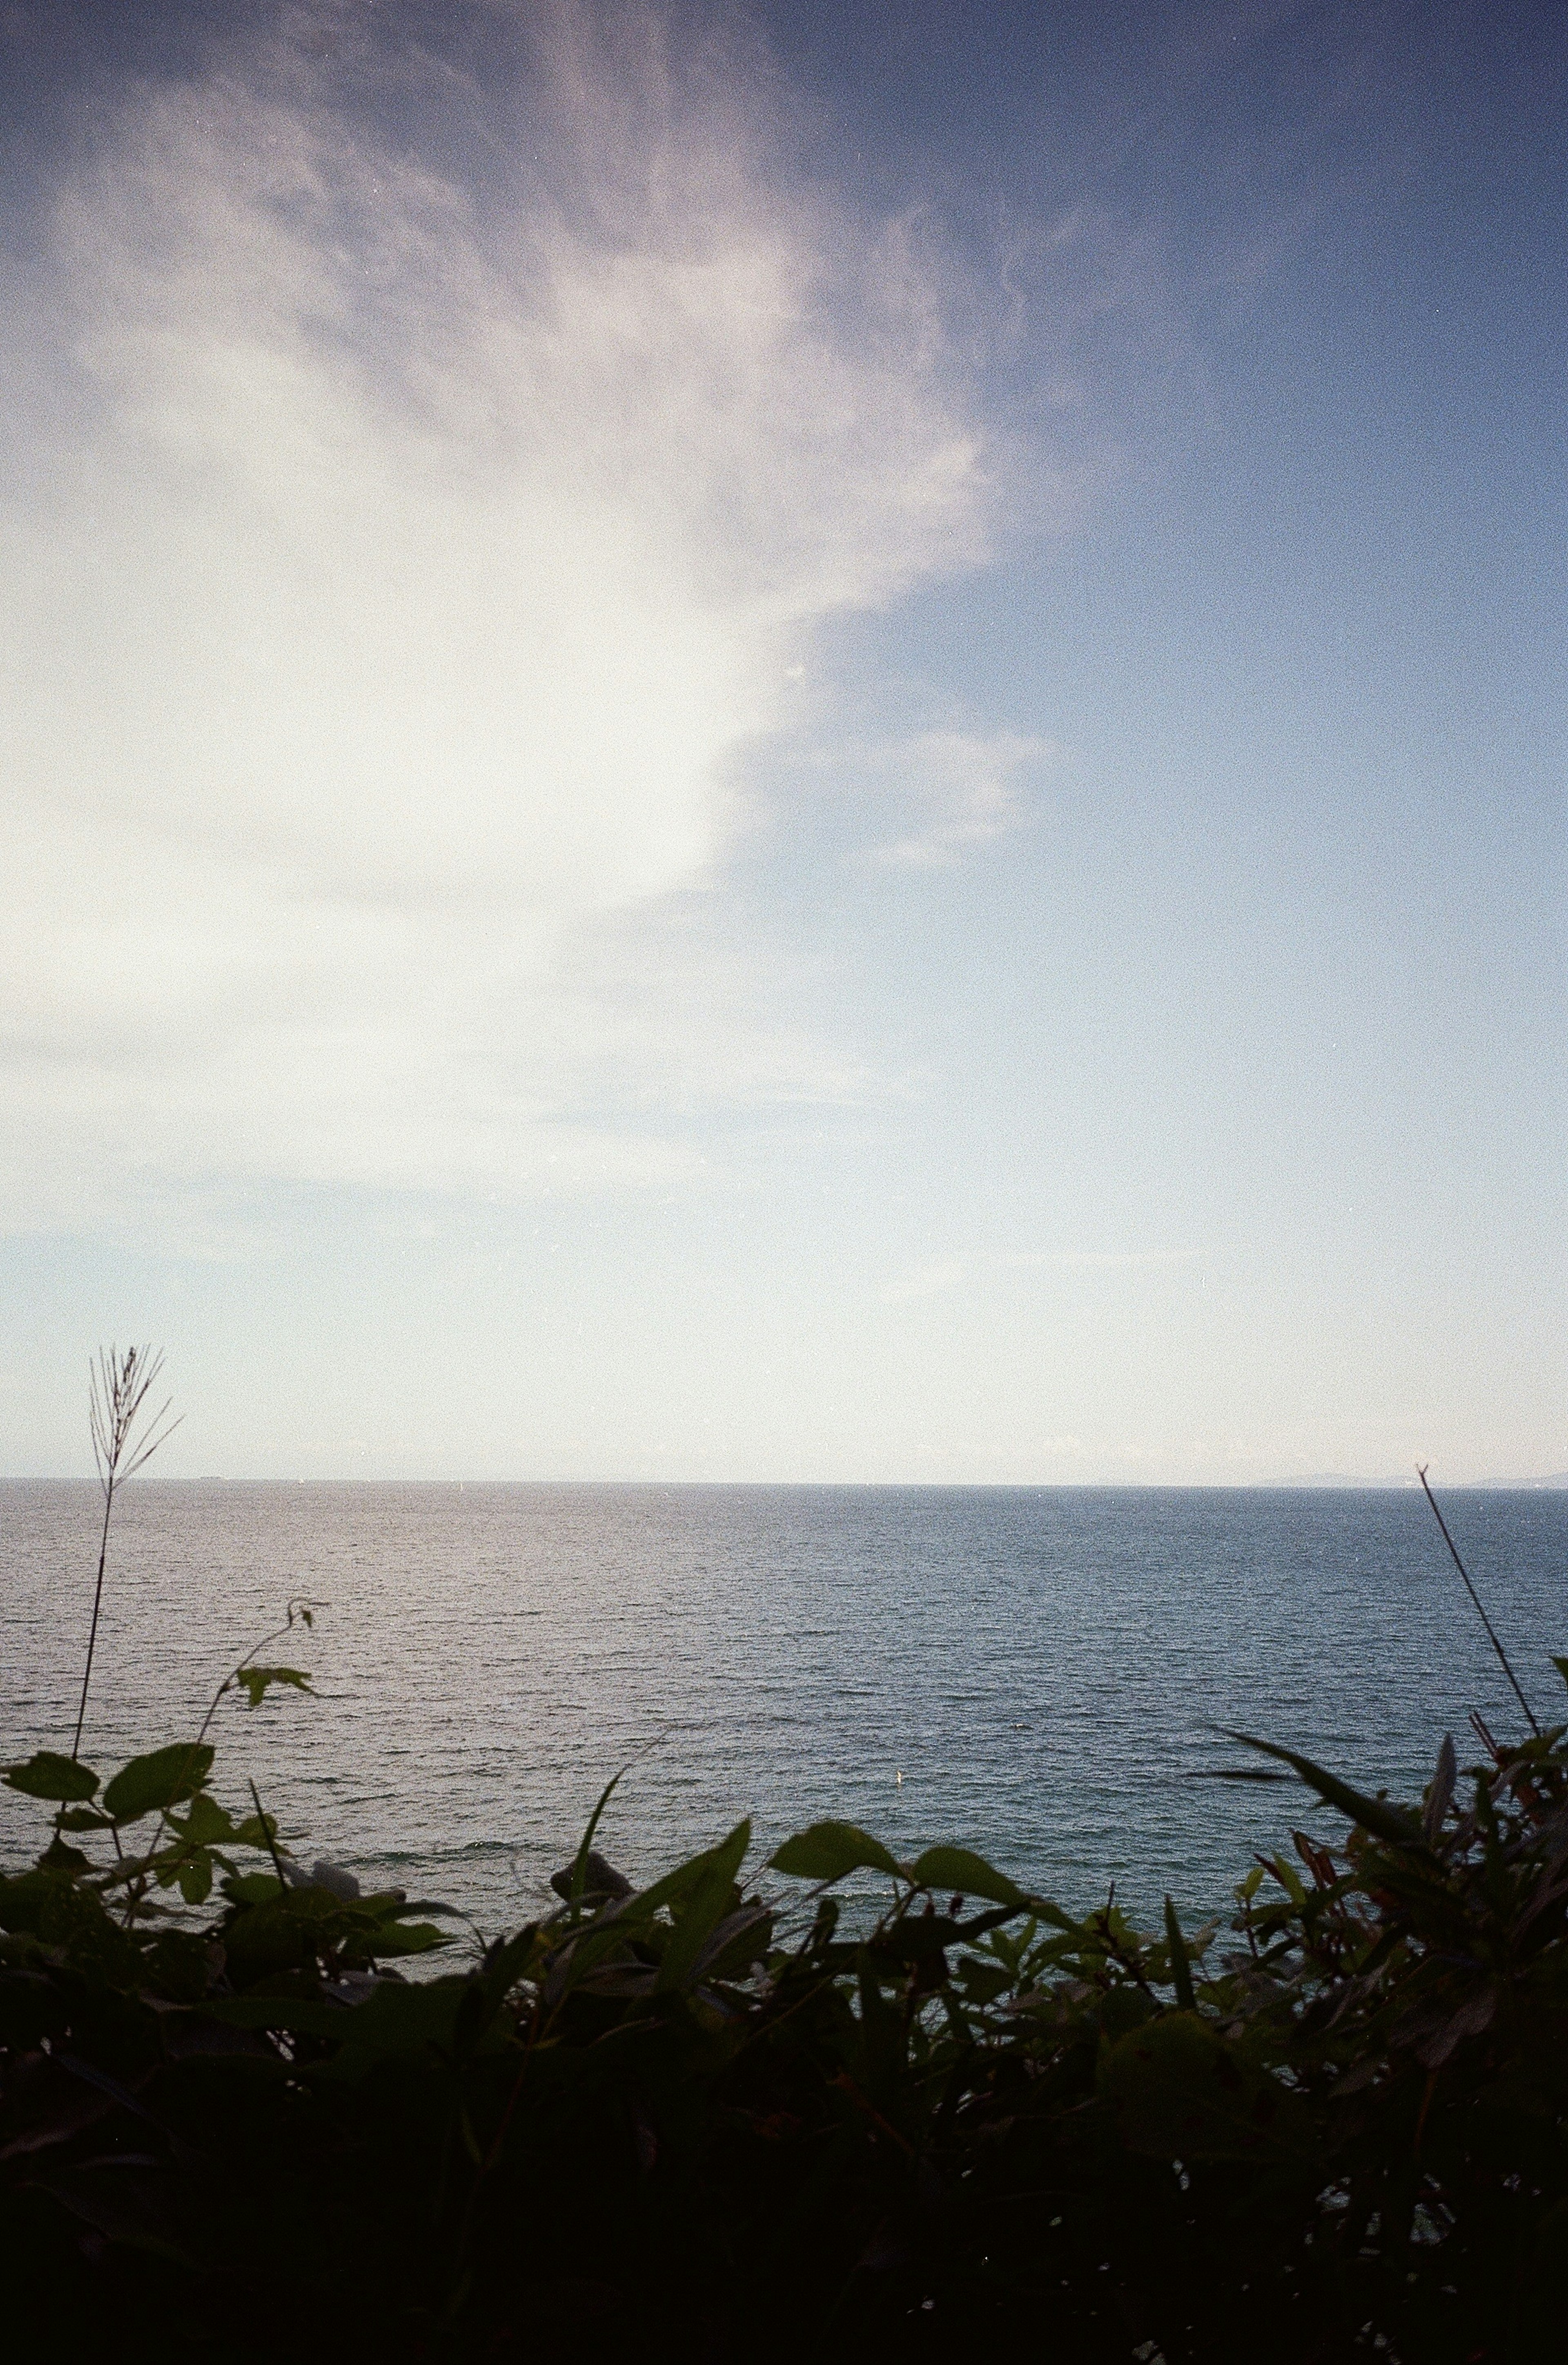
[954,1956,1011,2006]
[1515,2194,1568,2352]
[1552,1655,1568,1693]
[0,1869,145,1984]
[698,1904,773,1984]
[626,1838,746,1924]
[233,1665,314,1709]
[38,1836,90,1872]
[167,1791,241,1847]
[655,1820,752,1992]
[362,1920,450,1957]
[58,1808,116,1831]
[221,1870,285,1905]
[1099,2011,1311,2163]
[208,1994,352,2040]
[768,1821,902,1884]
[4,1750,100,1803]
[1164,1896,1195,2011]
[177,1854,214,1906]
[563,1764,630,1913]
[1224,1732,1425,1848]
[1264,1853,1307,1906]
[146,1929,214,2003]
[34,2162,195,2269]
[102,1744,216,1824]
[906,1845,1025,1908]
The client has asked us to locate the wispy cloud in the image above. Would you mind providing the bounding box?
[879,1257,967,1305]
[878,1247,1200,1305]
[864,730,1052,868]
[0,3,1006,1230]
[1006,1249,1204,1271]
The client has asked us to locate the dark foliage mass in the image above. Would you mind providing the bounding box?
[5,1652,1568,2363]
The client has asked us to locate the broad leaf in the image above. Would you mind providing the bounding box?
[209,1995,353,2040]
[906,1845,1025,1908]
[625,1833,751,1924]
[145,1928,214,2004]
[955,1956,1011,2006]
[102,1744,216,1824]
[4,1751,100,1803]
[222,1870,285,1906]
[769,1821,902,1884]
[167,1791,241,1847]
[177,1854,214,1906]
[0,1868,144,1984]
[365,1920,452,1957]
[655,1820,752,1992]
[233,1665,314,1709]
[1100,2011,1311,2162]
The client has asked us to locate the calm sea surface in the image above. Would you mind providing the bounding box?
[2,1483,1565,1932]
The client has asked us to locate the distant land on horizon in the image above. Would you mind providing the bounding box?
[7,1472,1566,1491]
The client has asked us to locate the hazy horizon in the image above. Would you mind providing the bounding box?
[6,1473,1566,1494]
[1,2,1562,1487]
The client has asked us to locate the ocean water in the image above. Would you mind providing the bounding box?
[2,1482,1564,1935]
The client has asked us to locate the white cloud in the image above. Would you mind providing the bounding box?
[879,1257,967,1305]
[0,4,1000,1229]
[864,729,1053,867]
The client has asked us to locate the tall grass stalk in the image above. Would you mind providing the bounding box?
[71,1345,181,1762]
[1417,1461,1540,1737]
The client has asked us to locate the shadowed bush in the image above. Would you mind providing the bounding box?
[5,1646,1568,2362]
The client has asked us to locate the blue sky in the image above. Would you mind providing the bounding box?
[0,0,1561,1481]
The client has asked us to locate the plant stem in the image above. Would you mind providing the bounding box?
[1417,1465,1539,1738]
[250,1778,292,1891]
[71,1480,116,1763]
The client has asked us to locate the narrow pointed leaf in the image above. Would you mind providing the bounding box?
[1423,1734,1458,1844]
[1225,1732,1424,1847]
[564,1765,630,1914]
[655,1820,753,1992]
[1164,1896,1195,2011]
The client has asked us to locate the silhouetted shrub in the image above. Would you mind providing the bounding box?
[5,1654,1568,2361]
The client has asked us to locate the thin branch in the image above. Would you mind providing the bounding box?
[249,1779,292,1893]
[136,1597,327,1879]
[1417,1464,1539,1739]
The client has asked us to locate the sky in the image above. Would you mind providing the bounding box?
[0,0,1562,1483]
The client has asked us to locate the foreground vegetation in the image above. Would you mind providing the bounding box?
[4,1365,1561,2357]
[4,1631,1568,2361]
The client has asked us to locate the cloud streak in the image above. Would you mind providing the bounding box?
[0,2,1002,1228]
[865,730,1053,868]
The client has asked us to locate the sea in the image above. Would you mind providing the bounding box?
[2,1482,1564,1938]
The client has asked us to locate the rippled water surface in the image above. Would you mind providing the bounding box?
[3,1483,1564,1928]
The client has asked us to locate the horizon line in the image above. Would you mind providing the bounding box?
[3,1473,1564,1492]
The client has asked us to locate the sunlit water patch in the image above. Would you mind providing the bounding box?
[2,1483,1564,1933]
